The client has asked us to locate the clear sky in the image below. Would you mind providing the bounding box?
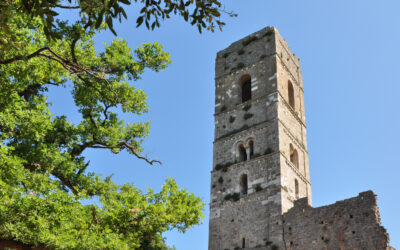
[50,0,400,249]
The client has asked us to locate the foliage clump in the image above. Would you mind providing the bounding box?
[224,192,240,202]
[0,0,237,248]
[243,113,254,120]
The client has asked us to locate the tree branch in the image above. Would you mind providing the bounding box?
[87,141,161,165]
[0,47,49,64]
[51,4,80,9]
[0,239,48,249]
[71,21,93,63]
[51,171,79,195]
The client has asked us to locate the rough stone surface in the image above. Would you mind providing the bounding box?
[283,191,392,250]
[209,26,393,250]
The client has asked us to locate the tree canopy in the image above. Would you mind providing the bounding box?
[0,0,232,248]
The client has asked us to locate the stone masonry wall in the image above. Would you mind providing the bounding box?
[282,191,393,250]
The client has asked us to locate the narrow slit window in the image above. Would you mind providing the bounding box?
[240,174,248,195]
[295,179,299,199]
[241,75,252,103]
[288,80,295,109]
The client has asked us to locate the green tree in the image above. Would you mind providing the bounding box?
[0,0,233,248]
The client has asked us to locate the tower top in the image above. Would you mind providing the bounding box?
[215,27,301,79]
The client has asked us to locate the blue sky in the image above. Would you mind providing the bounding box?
[50,0,400,248]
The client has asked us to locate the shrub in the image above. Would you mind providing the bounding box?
[238,49,245,55]
[264,29,275,37]
[217,124,249,140]
[255,184,262,192]
[218,176,224,184]
[220,105,227,112]
[271,245,279,250]
[250,153,261,159]
[237,62,245,69]
[215,161,235,172]
[264,148,273,155]
[242,103,251,111]
[229,116,235,123]
[224,192,240,202]
[242,36,258,46]
[243,113,253,120]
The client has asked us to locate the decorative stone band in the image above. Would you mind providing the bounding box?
[284,158,310,185]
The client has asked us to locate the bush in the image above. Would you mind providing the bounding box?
[238,49,245,55]
[242,103,251,111]
[224,192,240,202]
[242,36,258,46]
[229,116,235,123]
[237,62,245,69]
[264,148,273,155]
[215,162,235,172]
[218,176,224,184]
[271,245,279,250]
[255,184,262,192]
[217,124,249,140]
[243,113,253,120]
[264,29,275,37]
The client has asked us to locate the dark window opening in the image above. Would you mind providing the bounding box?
[241,75,252,103]
[288,80,295,109]
[295,179,299,199]
[242,238,246,248]
[249,140,254,158]
[240,174,248,195]
[290,144,299,169]
[239,144,247,162]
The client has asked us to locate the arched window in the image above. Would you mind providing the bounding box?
[295,179,299,199]
[240,75,252,103]
[248,140,254,159]
[288,80,295,109]
[238,144,247,162]
[290,144,299,169]
[240,174,248,195]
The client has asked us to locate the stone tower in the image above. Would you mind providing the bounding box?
[209,27,311,249]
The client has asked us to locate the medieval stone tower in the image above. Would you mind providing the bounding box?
[209,27,393,250]
[209,26,310,249]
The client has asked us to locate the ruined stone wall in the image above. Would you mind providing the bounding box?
[282,191,393,250]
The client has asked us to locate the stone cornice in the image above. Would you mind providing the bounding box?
[281,154,311,185]
[210,151,280,174]
[213,118,276,144]
[214,92,276,117]
[278,119,308,153]
[276,91,306,127]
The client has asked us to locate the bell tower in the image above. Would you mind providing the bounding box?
[209,27,311,249]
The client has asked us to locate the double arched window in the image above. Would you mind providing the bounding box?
[240,75,252,103]
[236,139,255,162]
